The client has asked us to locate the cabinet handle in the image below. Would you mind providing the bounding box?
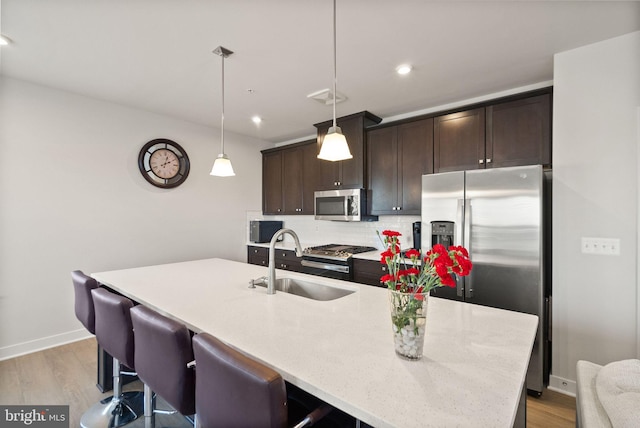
[382,266,387,272]
[254,249,258,253]
[392,207,396,211]
[478,159,484,164]
[281,264,287,269]
[277,208,282,212]
[397,206,402,211]
[486,158,492,163]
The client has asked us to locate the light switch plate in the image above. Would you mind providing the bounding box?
[581,237,620,255]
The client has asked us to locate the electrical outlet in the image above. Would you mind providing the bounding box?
[581,237,620,255]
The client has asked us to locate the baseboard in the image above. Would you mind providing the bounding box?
[0,329,92,361]
[549,374,577,397]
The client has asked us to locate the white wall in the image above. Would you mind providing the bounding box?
[0,77,273,359]
[550,31,640,394]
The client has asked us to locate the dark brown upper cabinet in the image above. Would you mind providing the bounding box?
[262,139,318,215]
[314,111,382,190]
[367,118,434,215]
[262,150,283,214]
[434,92,552,173]
[434,108,486,173]
[485,94,551,168]
[301,142,322,214]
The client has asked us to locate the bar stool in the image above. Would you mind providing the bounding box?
[191,332,334,428]
[84,287,144,428]
[130,305,196,428]
[71,270,98,335]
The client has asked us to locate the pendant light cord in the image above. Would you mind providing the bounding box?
[332,0,337,129]
[220,53,225,154]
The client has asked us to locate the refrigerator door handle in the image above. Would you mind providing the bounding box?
[455,199,465,298]
[464,198,473,299]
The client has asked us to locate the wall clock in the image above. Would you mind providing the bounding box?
[138,139,190,188]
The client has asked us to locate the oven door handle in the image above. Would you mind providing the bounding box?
[301,260,350,273]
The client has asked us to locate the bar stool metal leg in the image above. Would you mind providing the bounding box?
[80,358,144,428]
[143,383,156,428]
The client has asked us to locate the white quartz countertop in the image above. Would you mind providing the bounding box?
[93,258,537,428]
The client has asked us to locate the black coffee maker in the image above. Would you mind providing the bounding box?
[412,221,421,250]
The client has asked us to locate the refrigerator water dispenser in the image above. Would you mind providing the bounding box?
[431,221,454,248]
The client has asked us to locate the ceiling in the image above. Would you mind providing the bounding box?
[1,1,639,144]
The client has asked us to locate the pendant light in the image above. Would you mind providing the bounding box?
[210,46,235,177]
[317,0,352,162]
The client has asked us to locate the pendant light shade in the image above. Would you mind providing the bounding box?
[317,126,352,161]
[317,0,352,162]
[210,46,235,177]
[210,154,235,176]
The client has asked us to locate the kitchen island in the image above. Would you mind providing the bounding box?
[92,258,537,428]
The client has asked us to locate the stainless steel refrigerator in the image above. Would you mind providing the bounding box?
[421,164,548,394]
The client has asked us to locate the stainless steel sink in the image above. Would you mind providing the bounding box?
[256,277,355,301]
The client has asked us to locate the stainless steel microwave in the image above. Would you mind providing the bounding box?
[314,189,377,222]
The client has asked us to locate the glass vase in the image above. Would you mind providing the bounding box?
[388,289,429,360]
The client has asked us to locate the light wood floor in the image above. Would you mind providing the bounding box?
[1,338,575,427]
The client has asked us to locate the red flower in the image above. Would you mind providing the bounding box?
[435,262,449,278]
[380,249,394,264]
[404,248,420,259]
[379,229,472,293]
[380,273,395,284]
[405,267,420,277]
[432,244,448,256]
[450,245,469,257]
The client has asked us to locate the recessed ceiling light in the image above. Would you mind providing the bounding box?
[251,116,262,125]
[396,64,412,75]
[0,35,11,46]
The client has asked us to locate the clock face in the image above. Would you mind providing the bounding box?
[138,139,190,188]
[150,149,180,179]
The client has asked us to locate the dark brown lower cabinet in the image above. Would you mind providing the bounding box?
[247,246,303,272]
[352,258,387,287]
[274,249,303,272]
[247,246,268,267]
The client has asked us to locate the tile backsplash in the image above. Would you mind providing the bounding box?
[246,211,421,250]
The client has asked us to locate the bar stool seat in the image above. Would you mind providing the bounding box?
[192,332,335,428]
[130,305,196,428]
[83,287,144,428]
[72,270,98,335]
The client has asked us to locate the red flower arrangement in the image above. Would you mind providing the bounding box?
[378,229,473,294]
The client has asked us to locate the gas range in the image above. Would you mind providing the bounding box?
[301,244,377,281]
[302,244,377,261]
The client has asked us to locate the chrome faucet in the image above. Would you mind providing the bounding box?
[268,228,303,295]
